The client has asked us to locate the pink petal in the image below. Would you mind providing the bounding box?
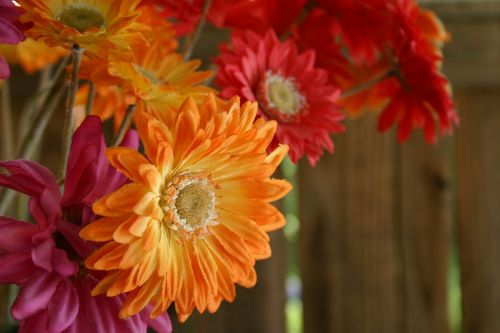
[31,239,54,272]
[140,305,172,333]
[0,161,60,199]
[0,18,24,44]
[0,56,9,79]
[18,310,49,333]
[57,220,93,259]
[12,271,61,320]
[47,278,79,332]
[63,116,105,208]
[121,129,140,149]
[0,252,35,284]
[0,160,61,229]
[0,217,37,252]
[62,116,136,227]
[51,248,78,276]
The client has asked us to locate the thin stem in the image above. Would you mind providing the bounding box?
[17,84,66,159]
[183,0,213,60]
[1,80,13,160]
[204,63,218,87]
[18,56,70,140]
[0,190,15,216]
[58,45,83,181]
[112,105,136,147]
[85,81,96,116]
[0,84,67,215]
[340,70,394,99]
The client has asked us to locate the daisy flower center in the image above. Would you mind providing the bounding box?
[259,71,305,122]
[56,4,105,33]
[162,176,218,235]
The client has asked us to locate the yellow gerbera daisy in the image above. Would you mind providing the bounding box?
[17,0,145,57]
[80,94,291,321]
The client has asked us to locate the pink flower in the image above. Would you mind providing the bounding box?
[0,0,25,78]
[0,116,172,333]
[214,29,345,165]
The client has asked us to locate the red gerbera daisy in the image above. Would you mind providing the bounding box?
[373,0,457,143]
[376,12,457,143]
[143,0,306,36]
[214,29,345,165]
[297,0,457,143]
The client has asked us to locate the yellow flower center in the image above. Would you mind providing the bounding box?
[264,72,304,116]
[162,176,218,235]
[56,4,105,33]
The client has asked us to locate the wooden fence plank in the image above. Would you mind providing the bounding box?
[298,116,453,333]
[455,86,500,333]
[299,113,402,333]
[425,3,500,333]
[400,138,453,333]
[0,286,7,331]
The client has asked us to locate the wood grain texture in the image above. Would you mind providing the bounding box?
[299,113,402,333]
[455,87,500,333]
[423,1,500,87]
[0,286,7,330]
[431,2,500,332]
[400,137,453,333]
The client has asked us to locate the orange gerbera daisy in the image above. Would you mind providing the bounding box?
[79,94,291,321]
[108,43,212,104]
[79,40,214,126]
[0,38,68,74]
[17,0,145,57]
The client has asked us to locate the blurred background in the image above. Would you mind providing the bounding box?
[1,0,499,332]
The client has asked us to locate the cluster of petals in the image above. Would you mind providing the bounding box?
[295,0,458,143]
[0,117,171,333]
[142,0,306,36]
[79,94,292,322]
[0,0,25,78]
[214,29,345,165]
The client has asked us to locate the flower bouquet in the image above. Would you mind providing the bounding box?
[0,0,456,332]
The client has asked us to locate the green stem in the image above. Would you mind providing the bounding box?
[1,80,13,160]
[340,70,394,99]
[18,56,70,141]
[85,81,96,116]
[17,84,66,159]
[183,0,213,60]
[112,104,136,147]
[58,45,83,181]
